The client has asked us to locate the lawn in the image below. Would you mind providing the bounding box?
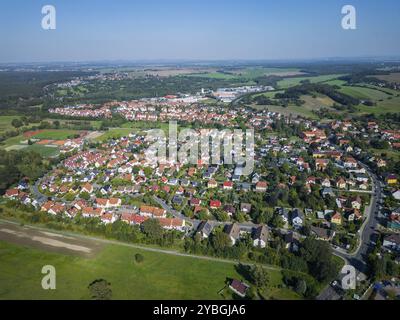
[94,128,137,142]
[30,129,81,140]
[0,240,290,300]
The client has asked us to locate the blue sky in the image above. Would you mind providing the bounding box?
[0,0,399,62]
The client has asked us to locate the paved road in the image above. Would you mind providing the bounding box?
[318,161,383,300]
[331,162,382,273]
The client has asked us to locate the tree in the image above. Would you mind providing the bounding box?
[300,238,338,282]
[211,230,231,250]
[141,218,163,241]
[134,253,144,263]
[11,118,23,128]
[88,279,112,300]
[249,265,269,289]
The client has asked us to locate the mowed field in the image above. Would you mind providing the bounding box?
[0,221,297,300]
[277,74,346,89]
[25,129,81,140]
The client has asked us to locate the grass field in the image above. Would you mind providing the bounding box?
[94,128,137,142]
[24,144,60,157]
[0,239,295,300]
[187,67,305,81]
[338,86,391,101]
[187,72,237,80]
[0,116,21,134]
[252,104,319,119]
[231,67,304,78]
[277,74,346,89]
[251,92,336,119]
[30,129,81,140]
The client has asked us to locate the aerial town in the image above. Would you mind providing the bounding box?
[0,0,399,306]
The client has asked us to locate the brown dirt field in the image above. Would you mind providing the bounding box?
[0,221,104,258]
[24,130,45,138]
[36,139,53,145]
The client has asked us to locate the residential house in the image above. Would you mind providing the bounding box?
[197,221,213,239]
[255,181,268,192]
[331,212,342,225]
[210,200,222,209]
[228,279,249,298]
[291,209,304,228]
[383,234,400,252]
[310,226,335,241]
[252,225,269,248]
[240,203,252,214]
[223,181,233,190]
[224,223,240,245]
[140,205,167,218]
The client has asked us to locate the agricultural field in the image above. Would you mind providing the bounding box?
[188,67,305,81]
[187,72,238,80]
[250,91,336,119]
[338,86,392,101]
[230,67,305,78]
[277,74,346,89]
[0,222,295,300]
[373,72,400,84]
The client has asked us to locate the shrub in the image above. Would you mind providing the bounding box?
[134,253,144,263]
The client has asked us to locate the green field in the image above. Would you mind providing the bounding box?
[338,86,391,101]
[232,67,304,79]
[187,72,237,80]
[94,128,136,142]
[277,74,346,89]
[188,67,304,81]
[31,129,81,140]
[0,116,21,133]
[251,91,336,119]
[0,240,295,300]
[43,119,103,130]
[0,134,26,148]
[252,104,319,119]
[24,144,60,157]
